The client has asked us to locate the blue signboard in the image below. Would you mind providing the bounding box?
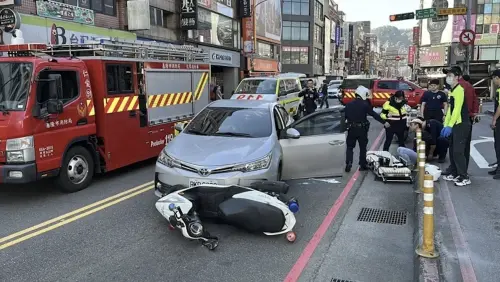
[335,26,341,47]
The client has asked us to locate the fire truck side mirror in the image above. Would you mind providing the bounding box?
[47,74,63,114]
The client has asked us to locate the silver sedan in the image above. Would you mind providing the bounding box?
[154,100,347,197]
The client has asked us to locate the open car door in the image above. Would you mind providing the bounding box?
[279,107,346,180]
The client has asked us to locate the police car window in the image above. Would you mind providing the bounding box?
[234,79,277,95]
[284,79,296,94]
[378,81,398,90]
[277,107,289,125]
[293,112,343,136]
[398,82,411,90]
[279,80,286,95]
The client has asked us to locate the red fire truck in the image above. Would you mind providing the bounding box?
[0,39,210,192]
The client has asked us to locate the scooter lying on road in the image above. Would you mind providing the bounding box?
[155,181,299,251]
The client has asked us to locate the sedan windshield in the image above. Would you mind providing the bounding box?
[0,63,32,111]
[184,107,272,138]
[234,79,277,95]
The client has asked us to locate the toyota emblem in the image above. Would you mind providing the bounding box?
[198,168,211,177]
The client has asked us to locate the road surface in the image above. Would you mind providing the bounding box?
[0,100,417,282]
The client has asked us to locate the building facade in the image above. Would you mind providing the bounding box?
[281,0,328,76]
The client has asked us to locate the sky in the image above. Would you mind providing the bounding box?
[336,0,420,29]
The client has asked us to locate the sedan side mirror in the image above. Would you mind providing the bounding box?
[286,128,300,139]
[408,87,414,91]
[174,123,185,132]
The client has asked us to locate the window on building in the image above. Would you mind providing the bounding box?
[149,7,171,28]
[189,8,240,49]
[313,48,323,66]
[283,0,310,16]
[314,1,323,21]
[257,41,277,59]
[106,64,134,94]
[314,24,323,44]
[53,0,115,16]
[282,46,309,64]
[282,21,309,40]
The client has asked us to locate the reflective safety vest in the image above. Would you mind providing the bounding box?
[380,101,407,121]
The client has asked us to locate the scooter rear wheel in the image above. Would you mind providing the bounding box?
[286,231,296,243]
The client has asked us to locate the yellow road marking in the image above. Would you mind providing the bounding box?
[0,181,154,250]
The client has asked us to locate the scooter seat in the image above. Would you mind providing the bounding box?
[249,181,289,194]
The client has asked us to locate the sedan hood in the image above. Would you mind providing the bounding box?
[166,133,274,166]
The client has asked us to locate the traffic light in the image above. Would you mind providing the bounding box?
[389,12,415,21]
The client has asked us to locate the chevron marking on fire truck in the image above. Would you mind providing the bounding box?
[86,100,95,116]
[102,73,210,114]
[147,92,193,108]
[373,92,391,99]
[194,72,209,100]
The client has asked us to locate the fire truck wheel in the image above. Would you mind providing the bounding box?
[56,146,94,193]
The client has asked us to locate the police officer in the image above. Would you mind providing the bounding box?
[489,69,500,179]
[299,79,319,115]
[381,90,408,151]
[344,86,390,172]
[420,79,447,121]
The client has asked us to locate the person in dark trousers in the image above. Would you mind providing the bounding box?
[420,79,447,121]
[319,80,330,109]
[299,79,319,115]
[409,117,448,162]
[443,66,479,171]
[380,90,408,151]
[344,86,390,172]
[489,69,500,179]
[440,67,472,186]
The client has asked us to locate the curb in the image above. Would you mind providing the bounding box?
[413,176,441,282]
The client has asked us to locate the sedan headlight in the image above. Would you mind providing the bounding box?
[157,150,181,168]
[232,154,272,173]
[6,136,35,163]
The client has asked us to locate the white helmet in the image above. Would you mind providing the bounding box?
[355,86,369,100]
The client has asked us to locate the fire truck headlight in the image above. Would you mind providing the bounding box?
[6,136,35,163]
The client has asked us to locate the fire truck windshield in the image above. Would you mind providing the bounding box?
[234,79,277,95]
[0,62,32,111]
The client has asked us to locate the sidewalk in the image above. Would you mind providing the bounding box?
[299,143,416,282]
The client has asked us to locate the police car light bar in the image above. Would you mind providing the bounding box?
[0,43,48,52]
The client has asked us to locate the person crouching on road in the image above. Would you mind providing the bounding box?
[488,69,500,179]
[381,90,408,151]
[420,79,448,121]
[397,117,448,168]
[299,79,319,115]
[440,68,472,186]
[344,86,390,172]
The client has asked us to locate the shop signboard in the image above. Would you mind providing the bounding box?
[2,14,136,44]
[36,0,95,26]
[181,0,198,30]
[419,46,449,67]
[0,8,21,33]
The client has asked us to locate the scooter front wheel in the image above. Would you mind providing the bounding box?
[286,231,296,243]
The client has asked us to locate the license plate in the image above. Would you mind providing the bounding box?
[189,178,218,187]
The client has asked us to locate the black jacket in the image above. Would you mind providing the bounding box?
[299,88,319,110]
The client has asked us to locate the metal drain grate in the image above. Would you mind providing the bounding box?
[330,279,354,282]
[356,207,407,225]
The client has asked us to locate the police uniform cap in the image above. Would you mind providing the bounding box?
[491,69,500,78]
[394,90,405,98]
[443,66,462,76]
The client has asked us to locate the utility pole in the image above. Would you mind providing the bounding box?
[464,0,472,75]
